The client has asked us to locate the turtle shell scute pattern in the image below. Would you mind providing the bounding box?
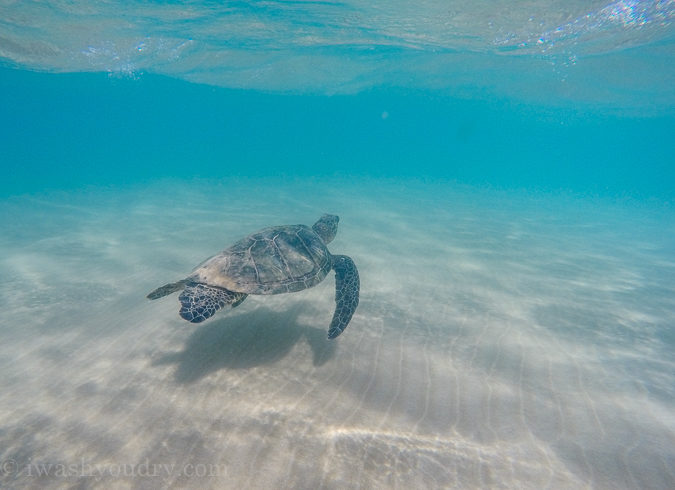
[192,224,331,295]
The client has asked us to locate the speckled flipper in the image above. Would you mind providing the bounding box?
[178,283,247,323]
[328,255,360,339]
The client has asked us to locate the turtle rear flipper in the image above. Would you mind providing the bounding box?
[147,280,187,299]
[178,283,247,323]
[328,255,360,339]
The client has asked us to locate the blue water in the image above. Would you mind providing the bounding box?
[2,67,674,199]
[1,1,675,489]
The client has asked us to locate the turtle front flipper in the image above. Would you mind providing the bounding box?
[328,255,360,339]
[178,283,247,323]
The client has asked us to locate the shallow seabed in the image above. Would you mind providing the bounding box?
[0,178,673,489]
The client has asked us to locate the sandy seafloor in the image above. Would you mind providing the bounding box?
[0,178,673,489]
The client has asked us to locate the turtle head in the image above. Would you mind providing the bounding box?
[313,214,339,244]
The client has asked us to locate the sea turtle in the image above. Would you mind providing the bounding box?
[147,214,359,339]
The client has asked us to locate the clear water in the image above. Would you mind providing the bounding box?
[1,1,674,489]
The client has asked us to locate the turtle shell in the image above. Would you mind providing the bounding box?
[189,224,332,295]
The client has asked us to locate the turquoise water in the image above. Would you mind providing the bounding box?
[2,67,674,199]
[1,1,675,489]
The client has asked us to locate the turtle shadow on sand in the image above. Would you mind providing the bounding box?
[152,305,336,384]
